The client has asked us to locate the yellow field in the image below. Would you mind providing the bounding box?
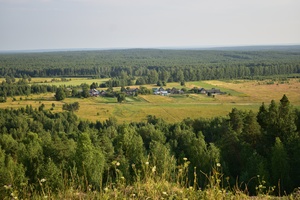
[205,79,300,105]
[33,77,109,86]
[1,79,299,123]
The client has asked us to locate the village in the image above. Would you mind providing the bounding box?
[88,86,226,97]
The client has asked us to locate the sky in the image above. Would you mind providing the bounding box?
[0,0,300,51]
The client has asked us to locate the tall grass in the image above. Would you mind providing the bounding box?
[3,158,299,199]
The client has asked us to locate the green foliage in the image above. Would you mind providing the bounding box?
[0,94,299,198]
[0,77,57,98]
[75,132,105,188]
[81,84,90,98]
[0,148,27,199]
[271,138,292,194]
[62,102,80,112]
[1,49,300,82]
[116,93,126,103]
[55,87,66,101]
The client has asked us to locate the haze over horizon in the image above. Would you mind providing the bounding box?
[1,0,300,51]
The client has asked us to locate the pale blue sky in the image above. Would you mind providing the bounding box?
[1,0,299,51]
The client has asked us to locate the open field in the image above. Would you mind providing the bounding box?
[1,77,109,86]
[204,79,300,105]
[1,78,300,123]
[34,77,110,86]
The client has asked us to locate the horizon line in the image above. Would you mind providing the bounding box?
[1,43,300,53]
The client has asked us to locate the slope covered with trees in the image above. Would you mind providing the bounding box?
[1,95,300,198]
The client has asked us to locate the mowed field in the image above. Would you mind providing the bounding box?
[1,78,300,123]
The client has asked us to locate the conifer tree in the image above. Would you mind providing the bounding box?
[278,94,296,142]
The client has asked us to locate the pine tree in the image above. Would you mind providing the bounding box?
[241,110,262,149]
[278,94,296,142]
[257,102,268,131]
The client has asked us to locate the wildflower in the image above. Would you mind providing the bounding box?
[104,187,108,192]
[152,166,156,173]
[162,191,167,195]
[216,163,221,167]
[116,161,120,166]
[145,161,149,165]
[40,178,46,183]
[4,184,12,190]
[183,157,188,161]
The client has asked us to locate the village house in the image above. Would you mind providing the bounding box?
[125,88,139,96]
[153,87,169,96]
[199,88,207,94]
[167,87,185,94]
[192,87,226,96]
[206,88,222,96]
[89,89,100,97]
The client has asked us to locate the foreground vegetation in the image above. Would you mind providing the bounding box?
[1,94,300,199]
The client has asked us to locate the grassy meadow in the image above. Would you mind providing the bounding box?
[33,77,110,86]
[1,78,300,123]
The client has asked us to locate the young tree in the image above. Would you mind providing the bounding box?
[81,85,90,98]
[114,124,146,180]
[54,87,66,101]
[117,93,126,103]
[75,132,105,188]
[271,137,292,195]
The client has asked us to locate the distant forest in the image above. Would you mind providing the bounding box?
[1,47,300,82]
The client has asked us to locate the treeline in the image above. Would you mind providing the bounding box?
[0,78,57,102]
[1,49,300,81]
[0,95,300,198]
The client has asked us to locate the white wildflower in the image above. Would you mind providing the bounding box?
[152,166,156,173]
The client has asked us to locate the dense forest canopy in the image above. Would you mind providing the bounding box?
[1,47,300,80]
